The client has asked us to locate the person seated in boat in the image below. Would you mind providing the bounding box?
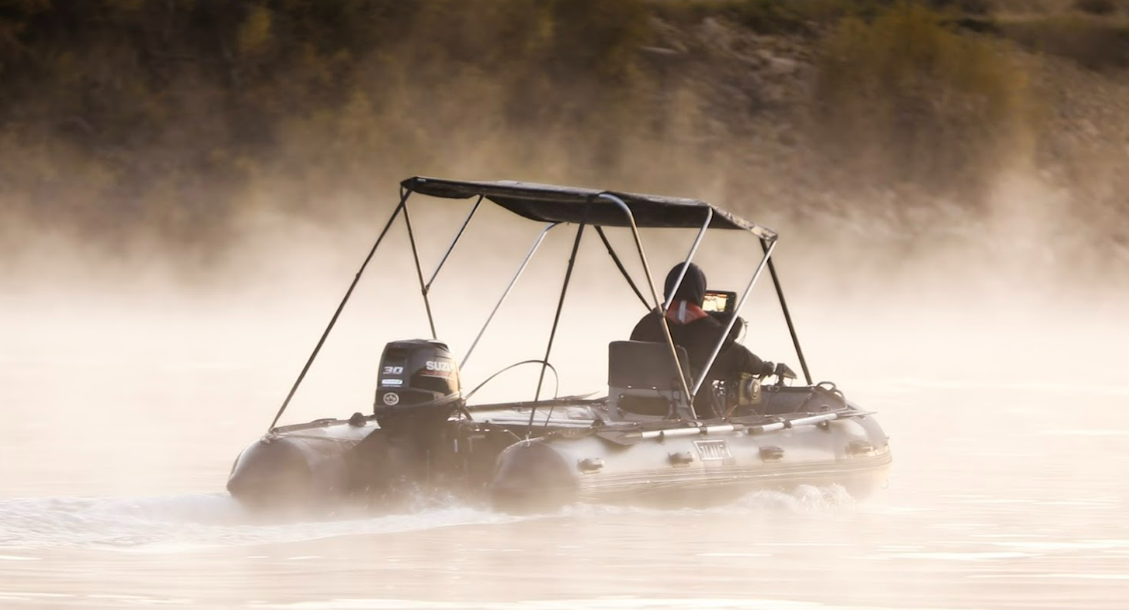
[630,262,788,418]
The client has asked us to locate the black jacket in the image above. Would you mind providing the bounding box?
[630,310,773,386]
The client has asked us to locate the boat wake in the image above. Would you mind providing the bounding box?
[559,484,857,519]
[0,485,855,553]
[0,493,517,552]
[727,483,857,512]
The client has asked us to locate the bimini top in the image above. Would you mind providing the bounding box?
[402,176,776,239]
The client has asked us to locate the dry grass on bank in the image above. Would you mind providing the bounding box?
[996,13,1129,69]
[2,0,1127,261]
[814,3,1036,197]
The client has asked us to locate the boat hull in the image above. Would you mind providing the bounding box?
[226,417,378,508]
[226,413,517,508]
[227,401,892,511]
[491,412,891,511]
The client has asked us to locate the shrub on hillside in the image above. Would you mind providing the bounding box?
[1073,0,1119,16]
[999,14,1129,70]
[651,0,867,34]
[813,3,1033,199]
[0,0,658,238]
[930,0,997,16]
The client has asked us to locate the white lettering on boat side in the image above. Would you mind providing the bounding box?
[694,440,733,462]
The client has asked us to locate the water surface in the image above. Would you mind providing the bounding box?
[2,294,1126,609]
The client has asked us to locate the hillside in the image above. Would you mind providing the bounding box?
[1,0,1127,277]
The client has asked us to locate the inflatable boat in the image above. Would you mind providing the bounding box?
[226,177,892,511]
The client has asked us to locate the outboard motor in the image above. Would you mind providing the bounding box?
[374,339,462,436]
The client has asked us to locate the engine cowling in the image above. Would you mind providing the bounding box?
[374,339,462,435]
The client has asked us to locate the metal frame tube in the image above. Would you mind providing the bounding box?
[426,195,482,291]
[745,412,838,435]
[662,209,713,311]
[267,195,408,431]
[596,193,694,416]
[461,222,560,369]
[691,238,777,399]
[638,423,736,440]
[763,239,813,384]
[594,226,649,309]
[402,200,437,340]
[528,222,586,433]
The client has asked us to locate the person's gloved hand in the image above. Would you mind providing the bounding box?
[773,362,797,380]
[760,361,776,377]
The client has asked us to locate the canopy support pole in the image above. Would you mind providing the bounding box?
[527,222,586,434]
[426,196,482,291]
[595,226,649,310]
[402,200,437,340]
[597,193,695,419]
[267,192,408,431]
[461,223,560,369]
[692,238,776,399]
[662,209,713,311]
[764,238,812,384]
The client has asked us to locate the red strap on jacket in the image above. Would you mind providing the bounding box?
[665,300,708,324]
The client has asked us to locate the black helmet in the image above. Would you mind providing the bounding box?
[664,262,707,306]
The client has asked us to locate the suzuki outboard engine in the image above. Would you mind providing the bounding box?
[374,339,462,435]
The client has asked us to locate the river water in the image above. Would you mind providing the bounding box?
[2,275,1127,610]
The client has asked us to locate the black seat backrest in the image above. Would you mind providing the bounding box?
[608,341,691,391]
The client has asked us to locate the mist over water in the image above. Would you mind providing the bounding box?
[3,0,1129,605]
[3,184,1128,608]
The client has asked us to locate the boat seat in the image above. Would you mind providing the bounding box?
[607,341,693,421]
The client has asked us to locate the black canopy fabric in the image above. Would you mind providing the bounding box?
[401,176,776,239]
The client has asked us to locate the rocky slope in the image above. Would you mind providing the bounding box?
[0,2,1125,279]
